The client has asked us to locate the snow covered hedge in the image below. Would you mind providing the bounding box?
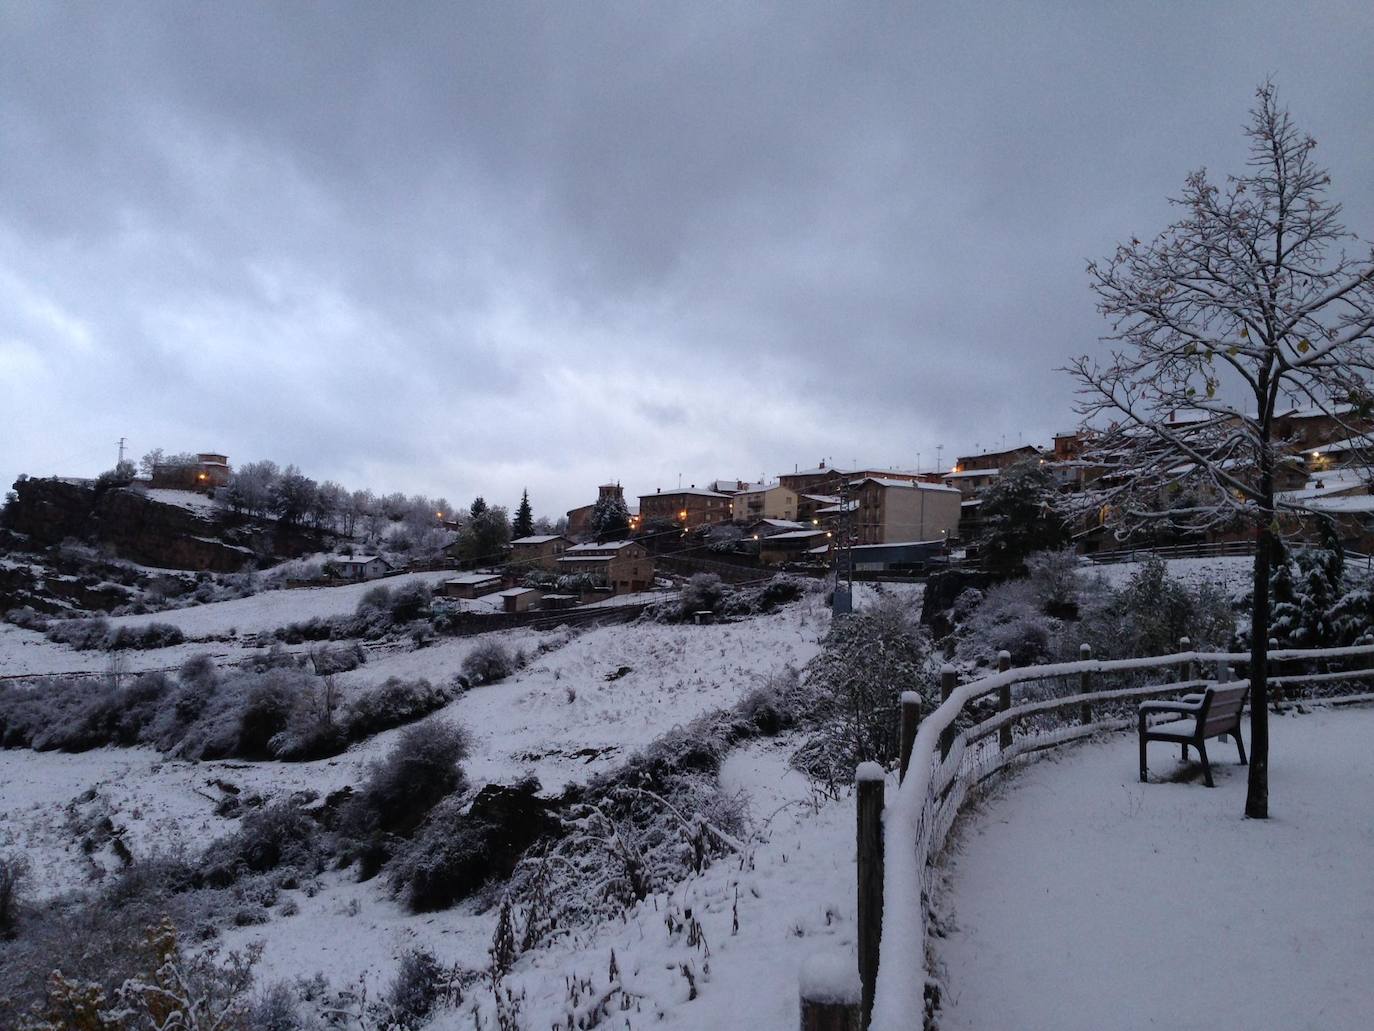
[0,661,454,759]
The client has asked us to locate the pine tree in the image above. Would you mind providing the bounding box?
[977,460,1069,580]
[589,492,630,538]
[512,490,535,539]
[469,496,488,519]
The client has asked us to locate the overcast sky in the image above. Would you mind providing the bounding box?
[3,2,1373,517]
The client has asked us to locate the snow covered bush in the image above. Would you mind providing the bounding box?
[679,572,726,618]
[388,777,559,914]
[1075,557,1235,660]
[1025,548,1086,616]
[1240,532,1374,652]
[375,947,446,1029]
[0,853,27,940]
[307,641,366,675]
[4,605,48,631]
[343,676,456,740]
[43,617,185,651]
[44,616,113,650]
[339,720,471,850]
[737,664,812,735]
[203,800,323,886]
[792,595,934,788]
[955,578,1059,669]
[461,639,519,685]
[0,662,450,761]
[388,580,434,623]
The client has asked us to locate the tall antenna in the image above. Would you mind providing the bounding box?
[117,437,127,465]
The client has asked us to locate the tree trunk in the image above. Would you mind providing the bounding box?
[1245,523,1271,819]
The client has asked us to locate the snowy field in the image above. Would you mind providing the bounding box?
[101,570,458,638]
[0,595,832,902]
[0,622,263,678]
[1087,554,1254,594]
[211,738,858,1029]
[0,590,850,1028]
[934,705,1374,1031]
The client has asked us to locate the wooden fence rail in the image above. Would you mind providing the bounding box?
[823,640,1374,1031]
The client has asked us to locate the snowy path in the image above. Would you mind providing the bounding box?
[935,706,1374,1031]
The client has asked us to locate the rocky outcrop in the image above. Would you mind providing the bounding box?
[4,478,254,572]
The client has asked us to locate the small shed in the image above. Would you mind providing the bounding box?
[443,572,504,599]
[498,586,543,613]
[541,593,579,610]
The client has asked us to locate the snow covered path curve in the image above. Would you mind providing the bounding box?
[935,707,1374,1031]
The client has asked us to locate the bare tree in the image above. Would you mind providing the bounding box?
[1067,83,1374,818]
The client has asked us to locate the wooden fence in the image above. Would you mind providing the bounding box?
[828,641,1374,1031]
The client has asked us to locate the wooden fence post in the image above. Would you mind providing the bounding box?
[855,764,885,1030]
[1178,636,1192,683]
[1079,643,1093,725]
[996,651,1012,750]
[939,665,957,760]
[898,692,921,783]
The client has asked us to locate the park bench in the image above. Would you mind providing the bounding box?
[1138,682,1250,787]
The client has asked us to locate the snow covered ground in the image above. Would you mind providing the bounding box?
[214,738,858,1030]
[0,622,262,678]
[0,594,832,903]
[1088,554,1254,594]
[934,705,1374,1031]
[100,570,457,638]
[142,488,222,518]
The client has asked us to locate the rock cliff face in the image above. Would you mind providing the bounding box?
[2,478,316,572]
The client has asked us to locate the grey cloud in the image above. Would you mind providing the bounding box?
[2,2,1373,515]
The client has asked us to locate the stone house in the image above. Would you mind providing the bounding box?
[556,540,654,594]
[509,534,568,571]
[638,487,733,529]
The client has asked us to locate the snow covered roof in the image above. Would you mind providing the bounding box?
[734,481,786,494]
[761,529,831,541]
[566,540,638,552]
[640,487,731,499]
[944,468,1001,479]
[753,518,806,529]
[497,587,541,597]
[1303,495,1374,514]
[445,572,503,584]
[1277,468,1371,503]
[802,493,842,504]
[511,535,564,545]
[1311,435,1373,455]
[853,477,960,493]
[330,554,385,565]
[850,539,946,551]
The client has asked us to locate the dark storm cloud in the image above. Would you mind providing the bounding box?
[2,2,1372,514]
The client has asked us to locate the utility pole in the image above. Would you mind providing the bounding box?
[832,478,854,616]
